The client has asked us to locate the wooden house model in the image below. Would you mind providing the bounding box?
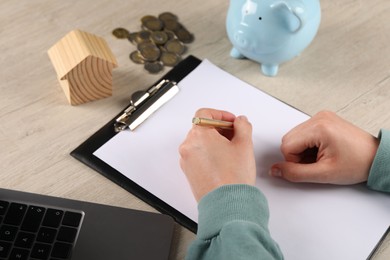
[48,29,118,105]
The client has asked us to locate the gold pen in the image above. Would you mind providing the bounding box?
[192,117,234,129]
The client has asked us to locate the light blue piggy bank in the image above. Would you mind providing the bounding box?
[226,0,321,76]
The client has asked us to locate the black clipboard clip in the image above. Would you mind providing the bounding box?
[114,79,179,132]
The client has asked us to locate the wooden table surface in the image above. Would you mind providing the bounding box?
[1,1,389,259]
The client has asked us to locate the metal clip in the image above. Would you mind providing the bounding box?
[114,105,136,132]
[114,79,178,132]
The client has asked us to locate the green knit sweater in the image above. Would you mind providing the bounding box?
[186,129,390,260]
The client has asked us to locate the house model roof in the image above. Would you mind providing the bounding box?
[48,29,118,80]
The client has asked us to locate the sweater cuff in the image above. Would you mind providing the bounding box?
[196,184,269,239]
[367,129,390,192]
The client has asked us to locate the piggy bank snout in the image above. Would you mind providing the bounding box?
[233,31,249,49]
[233,30,285,54]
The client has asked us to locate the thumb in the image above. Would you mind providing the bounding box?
[270,161,330,183]
[232,116,253,145]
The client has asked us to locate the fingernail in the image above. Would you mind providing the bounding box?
[237,115,247,121]
[269,168,282,177]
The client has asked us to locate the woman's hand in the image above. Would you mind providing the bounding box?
[179,108,256,201]
[270,111,379,185]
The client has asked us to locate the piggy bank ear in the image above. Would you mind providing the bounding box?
[271,1,305,33]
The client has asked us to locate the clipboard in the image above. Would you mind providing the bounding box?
[71,55,202,232]
[71,55,390,259]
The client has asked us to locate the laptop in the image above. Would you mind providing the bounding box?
[0,188,175,260]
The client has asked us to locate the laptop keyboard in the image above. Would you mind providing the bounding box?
[0,200,83,260]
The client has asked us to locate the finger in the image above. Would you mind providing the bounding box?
[281,125,321,163]
[231,116,253,146]
[270,161,331,184]
[193,108,237,140]
[280,111,339,162]
[194,108,236,122]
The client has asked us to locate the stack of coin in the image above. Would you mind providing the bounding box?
[112,12,194,74]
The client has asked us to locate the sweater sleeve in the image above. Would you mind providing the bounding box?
[367,129,390,192]
[185,184,283,260]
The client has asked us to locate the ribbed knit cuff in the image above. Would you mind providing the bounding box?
[196,184,269,239]
[367,129,390,192]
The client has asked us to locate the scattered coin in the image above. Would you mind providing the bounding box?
[137,30,152,42]
[141,15,157,24]
[158,12,178,22]
[150,31,169,45]
[174,28,194,43]
[128,32,137,43]
[160,52,181,67]
[142,16,163,31]
[139,43,161,61]
[113,12,194,73]
[129,51,145,64]
[165,31,176,41]
[112,28,130,39]
[165,39,186,55]
[144,61,164,74]
[162,19,181,31]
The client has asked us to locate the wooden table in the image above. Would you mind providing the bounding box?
[1,1,389,259]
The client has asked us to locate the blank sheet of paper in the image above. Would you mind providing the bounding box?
[94,60,390,260]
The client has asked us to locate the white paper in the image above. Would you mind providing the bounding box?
[94,60,390,260]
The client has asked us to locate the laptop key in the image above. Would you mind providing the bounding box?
[62,211,82,227]
[0,225,18,241]
[9,247,29,260]
[0,201,9,215]
[42,208,64,228]
[31,243,51,259]
[37,227,57,243]
[51,242,72,259]
[15,232,35,248]
[21,205,46,232]
[4,203,27,225]
[57,226,77,243]
[0,241,11,258]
